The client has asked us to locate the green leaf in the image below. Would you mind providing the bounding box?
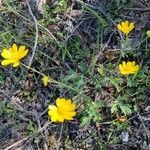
[120,105,132,115]
[110,102,118,114]
[109,78,122,92]
[81,117,91,126]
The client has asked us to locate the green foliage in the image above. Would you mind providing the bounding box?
[108,77,122,92]
[40,5,58,26]
[92,75,107,90]
[0,101,15,117]
[60,70,85,92]
[112,121,130,131]
[120,38,134,57]
[59,37,90,63]
[0,71,5,84]
[110,100,132,115]
[3,0,14,5]
[115,0,127,7]
[81,100,104,126]
[40,0,69,26]
[110,95,135,115]
[83,6,107,28]
[27,121,38,134]
[53,0,68,14]
[0,31,14,46]
[0,101,5,116]
[126,70,147,87]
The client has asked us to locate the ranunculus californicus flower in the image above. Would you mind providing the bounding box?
[119,61,139,75]
[1,43,28,67]
[117,21,134,37]
[48,98,76,122]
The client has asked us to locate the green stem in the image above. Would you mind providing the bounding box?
[22,63,79,93]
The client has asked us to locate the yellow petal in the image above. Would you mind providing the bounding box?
[129,22,134,30]
[117,24,123,31]
[122,61,126,68]
[12,44,18,53]
[48,111,59,122]
[134,65,139,71]
[1,60,12,66]
[121,71,129,75]
[67,100,76,110]
[57,115,65,122]
[48,105,57,110]
[13,62,20,67]
[48,105,58,116]
[21,49,28,58]
[50,116,58,122]
[48,105,65,122]
[1,49,11,59]
[124,21,129,26]
[64,111,76,120]
[19,45,25,54]
[127,61,132,66]
[119,64,123,69]
[119,67,127,75]
[131,61,135,65]
[56,98,66,108]
[56,98,76,112]
[9,48,13,53]
[121,22,126,26]
[119,66,124,72]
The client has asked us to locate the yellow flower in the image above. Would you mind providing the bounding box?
[48,98,76,122]
[119,61,139,75]
[42,75,52,86]
[1,43,28,67]
[117,21,134,36]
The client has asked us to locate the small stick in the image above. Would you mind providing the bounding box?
[4,121,51,150]
[4,136,31,150]
[26,0,39,67]
[137,112,150,140]
[57,123,64,150]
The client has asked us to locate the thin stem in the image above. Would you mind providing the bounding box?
[22,63,45,76]
[21,63,79,93]
[53,80,79,92]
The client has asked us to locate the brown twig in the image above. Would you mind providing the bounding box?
[4,121,51,150]
[26,0,39,67]
[57,123,64,150]
[136,112,150,140]
[4,136,31,150]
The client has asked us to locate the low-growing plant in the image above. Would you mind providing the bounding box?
[27,121,38,134]
[40,0,69,26]
[81,100,104,126]
[0,1,149,148]
[110,98,133,115]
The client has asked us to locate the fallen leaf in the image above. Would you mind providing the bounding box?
[103,49,118,60]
